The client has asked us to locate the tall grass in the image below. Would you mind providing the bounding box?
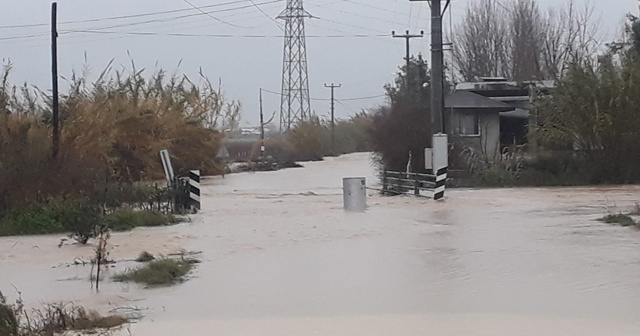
[285,113,373,161]
[0,61,237,214]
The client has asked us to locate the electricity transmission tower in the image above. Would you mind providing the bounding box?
[278,0,312,132]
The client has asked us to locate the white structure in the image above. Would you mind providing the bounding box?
[343,177,366,212]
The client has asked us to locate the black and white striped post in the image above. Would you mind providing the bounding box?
[432,133,448,201]
[160,149,202,212]
[188,170,201,211]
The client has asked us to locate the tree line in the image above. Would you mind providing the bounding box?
[452,0,601,81]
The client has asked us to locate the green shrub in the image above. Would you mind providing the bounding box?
[105,209,180,232]
[0,199,181,240]
[113,258,196,286]
[0,199,101,243]
[477,169,517,187]
[91,182,164,209]
[0,292,18,336]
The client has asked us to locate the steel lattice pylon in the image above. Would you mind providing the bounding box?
[278,0,312,132]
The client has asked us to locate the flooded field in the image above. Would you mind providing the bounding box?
[2,152,640,335]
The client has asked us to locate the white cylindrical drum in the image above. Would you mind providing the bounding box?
[343,177,366,212]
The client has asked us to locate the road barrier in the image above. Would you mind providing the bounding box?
[188,170,201,211]
[160,149,202,213]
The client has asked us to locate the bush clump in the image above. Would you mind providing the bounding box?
[0,292,18,336]
[0,291,127,335]
[0,199,102,243]
[0,200,182,242]
[0,61,232,216]
[136,251,155,262]
[284,114,373,161]
[600,213,636,227]
[113,258,196,286]
[105,208,181,232]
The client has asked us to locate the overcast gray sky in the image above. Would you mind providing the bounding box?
[1,0,637,125]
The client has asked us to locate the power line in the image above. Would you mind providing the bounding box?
[315,17,387,35]
[342,0,409,17]
[0,0,284,30]
[80,1,267,31]
[262,88,384,101]
[62,30,387,39]
[182,0,247,28]
[335,99,359,114]
[0,1,284,42]
[248,0,284,31]
[0,33,50,41]
[310,3,412,27]
[341,94,387,101]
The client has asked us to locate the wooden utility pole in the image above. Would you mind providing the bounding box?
[51,2,60,159]
[259,88,265,159]
[324,83,341,154]
[391,30,424,90]
[410,0,450,133]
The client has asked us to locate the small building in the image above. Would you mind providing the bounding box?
[445,90,515,164]
[445,78,555,165]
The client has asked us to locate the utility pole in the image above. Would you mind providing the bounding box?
[410,0,450,134]
[324,83,341,154]
[51,2,60,159]
[391,30,424,90]
[259,88,265,159]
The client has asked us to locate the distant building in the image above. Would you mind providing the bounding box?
[445,77,555,165]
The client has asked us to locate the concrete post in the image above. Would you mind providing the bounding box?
[432,133,448,200]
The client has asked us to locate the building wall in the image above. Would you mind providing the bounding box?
[449,111,501,165]
[480,113,501,160]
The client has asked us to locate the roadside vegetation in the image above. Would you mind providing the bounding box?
[0,191,185,243]
[113,258,197,286]
[0,61,237,240]
[225,112,373,167]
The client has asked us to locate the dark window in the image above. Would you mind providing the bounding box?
[458,113,479,135]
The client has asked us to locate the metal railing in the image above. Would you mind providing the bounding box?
[382,171,436,197]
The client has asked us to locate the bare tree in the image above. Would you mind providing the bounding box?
[452,0,511,81]
[540,1,601,78]
[509,0,545,81]
[453,0,601,81]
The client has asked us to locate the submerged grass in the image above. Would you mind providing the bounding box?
[0,205,183,239]
[63,307,128,331]
[600,213,636,227]
[136,251,155,262]
[105,208,183,232]
[113,258,196,286]
[1,291,127,336]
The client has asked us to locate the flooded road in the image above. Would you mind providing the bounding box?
[2,153,640,335]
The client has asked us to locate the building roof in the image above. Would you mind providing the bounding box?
[455,79,555,91]
[500,108,530,118]
[445,90,515,113]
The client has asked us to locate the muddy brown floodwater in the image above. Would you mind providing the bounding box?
[2,153,640,335]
